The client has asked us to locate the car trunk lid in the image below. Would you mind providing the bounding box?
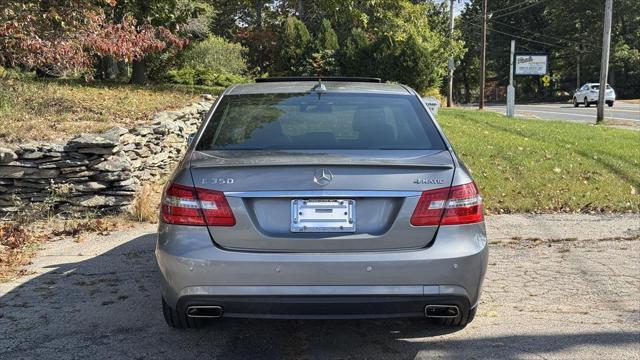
[190,150,455,252]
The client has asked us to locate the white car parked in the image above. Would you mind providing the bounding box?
[573,83,616,107]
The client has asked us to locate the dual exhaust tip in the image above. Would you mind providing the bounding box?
[186,304,459,319]
[424,305,459,318]
[186,305,223,318]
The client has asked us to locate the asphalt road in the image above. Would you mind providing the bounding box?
[485,101,640,126]
[1,215,639,359]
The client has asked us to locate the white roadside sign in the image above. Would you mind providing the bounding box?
[514,55,548,75]
[423,96,440,116]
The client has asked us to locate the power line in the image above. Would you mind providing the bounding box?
[492,0,549,19]
[463,0,550,21]
[491,0,542,15]
[458,17,601,55]
[459,18,561,47]
[491,19,602,52]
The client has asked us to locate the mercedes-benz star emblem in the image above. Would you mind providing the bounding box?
[313,169,333,186]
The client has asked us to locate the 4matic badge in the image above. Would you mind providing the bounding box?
[413,178,445,185]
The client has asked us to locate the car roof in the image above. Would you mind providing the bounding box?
[226,81,413,95]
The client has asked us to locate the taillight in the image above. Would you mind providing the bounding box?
[197,187,236,226]
[440,182,483,225]
[410,182,483,226]
[161,183,235,226]
[409,188,450,226]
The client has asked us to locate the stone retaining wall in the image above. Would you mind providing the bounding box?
[0,97,213,216]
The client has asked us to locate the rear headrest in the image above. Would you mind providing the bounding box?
[245,121,289,146]
[352,106,387,133]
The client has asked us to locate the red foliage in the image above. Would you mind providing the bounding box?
[0,1,187,77]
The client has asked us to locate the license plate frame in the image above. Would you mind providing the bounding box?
[290,199,356,233]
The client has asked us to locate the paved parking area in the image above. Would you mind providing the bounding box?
[1,216,638,359]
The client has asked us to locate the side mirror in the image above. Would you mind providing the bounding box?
[187,133,196,145]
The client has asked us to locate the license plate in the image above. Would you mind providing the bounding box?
[291,199,356,233]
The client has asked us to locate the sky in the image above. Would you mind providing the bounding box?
[438,0,471,16]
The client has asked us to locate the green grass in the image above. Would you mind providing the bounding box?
[0,78,224,143]
[438,109,639,214]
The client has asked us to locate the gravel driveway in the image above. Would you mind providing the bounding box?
[1,215,638,359]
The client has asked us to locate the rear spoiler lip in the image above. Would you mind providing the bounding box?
[192,163,454,170]
[224,190,423,198]
[190,150,454,170]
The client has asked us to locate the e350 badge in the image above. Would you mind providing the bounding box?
[201,178,235,185]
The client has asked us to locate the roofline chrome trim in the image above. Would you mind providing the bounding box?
[224,190,422,198]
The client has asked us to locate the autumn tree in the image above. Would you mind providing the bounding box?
[0,0,186,80]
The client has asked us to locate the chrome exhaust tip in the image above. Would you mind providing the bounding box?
[186,305,223,318]
[424,305,459,318]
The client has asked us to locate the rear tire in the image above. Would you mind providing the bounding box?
[584,97,590,107]
[428,306,477,327]
[607,101,614,107]
[573,97,579,107]
[162,297,205,329]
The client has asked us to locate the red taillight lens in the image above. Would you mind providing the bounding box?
[440,182,483,225]
[411,182,483,226]
[161,184,235,226]
[410,187,450,226]
[197,187,236,226]
[161,184,204,225]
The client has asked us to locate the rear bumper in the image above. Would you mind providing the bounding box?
[156,222,488,318]
[585,94,615,102]
[177,294,471,319]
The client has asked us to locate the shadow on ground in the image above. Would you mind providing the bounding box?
[0,233,637,359]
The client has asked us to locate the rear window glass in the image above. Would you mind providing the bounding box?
[196,92,445,151]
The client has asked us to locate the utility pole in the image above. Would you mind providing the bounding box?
[298,0,304,20]
[597,0,613,124]
[447,0,455,108]
[479,0,488,109]
[506,40,515,117]
[576,53,580,90]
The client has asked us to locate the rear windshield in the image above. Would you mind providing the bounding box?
[196,92,445,151]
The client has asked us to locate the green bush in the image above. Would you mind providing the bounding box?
[181,36,248,76]
[273,17,312,75]
[167,66,249,87]
[167,67,197,86]
[314,19,338,52]
[0,65,29,80]
[300,50,338,76]
[165,35,249,88]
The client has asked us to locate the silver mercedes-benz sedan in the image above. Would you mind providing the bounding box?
[156,77,488,329]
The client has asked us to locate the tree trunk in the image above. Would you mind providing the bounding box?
[255,0,265,72]
[117,60,129,81]
[100,55,118,81]
[255,0,264,30]
[130,58,148,85]
[298,0,304,20]
[462,68,470,104]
